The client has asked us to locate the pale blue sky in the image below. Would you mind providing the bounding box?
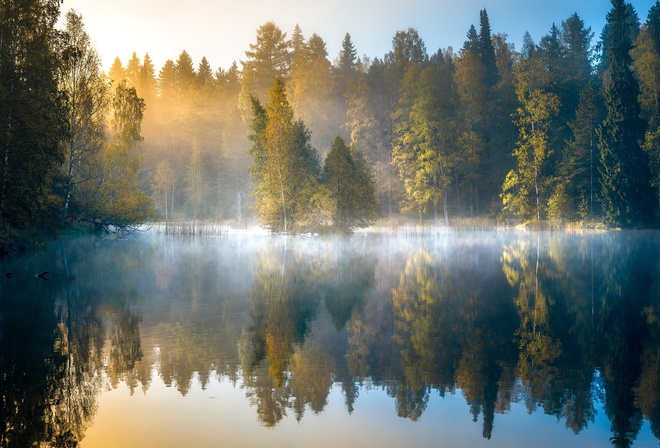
[58,0,658,72]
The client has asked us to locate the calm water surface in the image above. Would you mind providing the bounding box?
[1,229,659,447]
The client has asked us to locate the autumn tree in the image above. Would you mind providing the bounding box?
[248,79,323,232]
[83,81,154,230]
[501,55,559,222]
[393,62,457,224]
[59,10,109,223]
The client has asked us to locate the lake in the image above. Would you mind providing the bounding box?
[1,228,659,447]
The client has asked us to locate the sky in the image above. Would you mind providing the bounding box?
[57,0,659,73]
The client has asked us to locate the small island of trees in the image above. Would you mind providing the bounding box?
[2,0,660,249]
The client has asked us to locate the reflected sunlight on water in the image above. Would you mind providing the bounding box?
[1,230,659,447]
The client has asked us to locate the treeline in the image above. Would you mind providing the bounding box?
[2,0,660,236]
[0,5,153,235]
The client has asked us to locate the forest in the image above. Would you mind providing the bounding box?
[1,0,660,240]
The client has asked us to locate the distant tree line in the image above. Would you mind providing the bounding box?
[1,0,660,237]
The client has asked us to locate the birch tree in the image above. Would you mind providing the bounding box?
[59,10,109,223]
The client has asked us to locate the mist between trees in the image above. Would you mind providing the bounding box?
[2,0,660,240]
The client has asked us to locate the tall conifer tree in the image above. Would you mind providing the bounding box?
[0,0,64,227]
[598,0,654,226]
[479,9,498,88]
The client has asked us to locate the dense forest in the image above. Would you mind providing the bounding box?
[1,0,660,238]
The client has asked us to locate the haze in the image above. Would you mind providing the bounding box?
[59,0,656,71]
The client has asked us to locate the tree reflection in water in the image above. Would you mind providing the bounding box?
[0,231,659,447]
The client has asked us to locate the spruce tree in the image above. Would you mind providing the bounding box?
[0,0,64,227]
[464,25,480,54]
[647,1,660,51]
[323,136,376,231]
[479,9,498,88]
[598,0,654,226]
[248,79,322,232]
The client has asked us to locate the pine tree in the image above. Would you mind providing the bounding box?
[598,0,655,226]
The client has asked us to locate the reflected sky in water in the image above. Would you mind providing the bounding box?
[1,229,659,447]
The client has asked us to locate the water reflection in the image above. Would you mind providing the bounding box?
[0,231,659,447]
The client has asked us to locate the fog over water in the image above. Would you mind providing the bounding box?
[1,229,659,447]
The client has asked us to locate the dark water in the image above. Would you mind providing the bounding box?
[1,229,659,447]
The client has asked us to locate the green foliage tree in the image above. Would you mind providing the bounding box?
[564,83,604,220]
[455,46,486,216]
[386,28,428,76]
[242,22,291,102]
[502,56,559,221]
[323,136,377,231]
[478,9,498,88]
[248,79,323,232]
[598,0,655,226]
[0,0,64,228]
[393,63,456,224]
[464,25,480,54]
